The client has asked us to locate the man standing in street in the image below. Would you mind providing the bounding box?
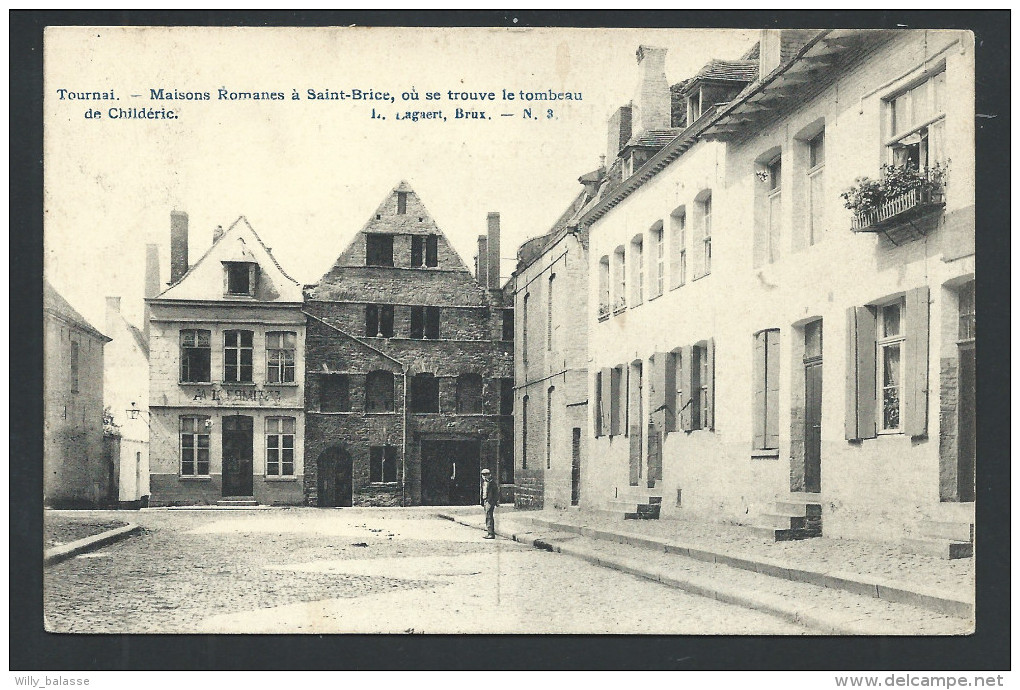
[480,468,497,539]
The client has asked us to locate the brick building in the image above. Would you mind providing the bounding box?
[303,181,513,507]
[147,213,306,506]
[44,280,113,507]
[572,30,975,555]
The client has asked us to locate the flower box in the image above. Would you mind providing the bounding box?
[850,185,945,234]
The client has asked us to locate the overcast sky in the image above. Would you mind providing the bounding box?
[44,26,757,329]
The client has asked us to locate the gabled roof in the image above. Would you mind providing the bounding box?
[156,216,303,302]
[623,128,684,150]
[44,280,110,341]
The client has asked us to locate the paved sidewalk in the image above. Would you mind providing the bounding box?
[510,509,974,603]
[438,507,973,631]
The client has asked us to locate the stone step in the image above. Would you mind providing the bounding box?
[921,520,974,543]
[758,513,807,530]
[217,497,258,507]
[903,537,973,560]
[787,492,823,503]
[616,489,664,501]
[774,501,822,517]
[931,501,975,524]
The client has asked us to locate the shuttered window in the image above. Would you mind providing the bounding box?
[593,371,604,437]
[599,367,612,436]
[610,366,624,436]
[752,329,781,450]
[845,287,929,440]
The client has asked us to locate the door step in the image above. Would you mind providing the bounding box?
[903,514,974,560]
[752,494,823,541]
[606,484,662,520]
[217,496,258,507]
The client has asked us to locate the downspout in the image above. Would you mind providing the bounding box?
[401,367,408,507]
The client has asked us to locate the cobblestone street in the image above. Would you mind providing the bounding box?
[44,508,809,634]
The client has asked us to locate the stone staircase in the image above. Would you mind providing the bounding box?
[217,496,258,507]
[604,483,663,520]
[750,493,823,541]
[903,502,974,559]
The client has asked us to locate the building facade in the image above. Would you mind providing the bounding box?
[147,213,306,506]
[303,182,513,507]
[44,281,113,507]
[570,30,974,553]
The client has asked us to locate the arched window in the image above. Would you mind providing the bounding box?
[410,373,439,413]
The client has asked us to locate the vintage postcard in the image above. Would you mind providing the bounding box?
[42,24,977,637]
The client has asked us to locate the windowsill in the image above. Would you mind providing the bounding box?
[365,411,397,416]
[648,292,663,302]
[411,411,442,416]
[877,429,903,436]
[265,475,298,482]
[179,381,214,386]
[597,314,610,322]
[368,482,400,489]
[221,381,257,387]
[692,272,711,282]
[613,307,627,316]
[455,412,486,417]
[179,475,212,481]
[751,449,780,459]
[315,410,359,414]
[670,282,686,292]
[264,382,299,387]
[223,294,256,299]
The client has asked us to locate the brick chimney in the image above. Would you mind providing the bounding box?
[169,210,189,284]
[606,104,632,162]
[105,296,121,335]
[632,45,670,133]
[143,243,160,342]
[486,213,501,290]
[476,234,489,285]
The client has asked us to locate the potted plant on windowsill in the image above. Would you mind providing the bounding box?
[842,162,948,232]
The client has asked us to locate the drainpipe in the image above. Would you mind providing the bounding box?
[401,367,408,507]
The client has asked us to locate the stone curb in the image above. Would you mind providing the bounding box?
[520,516,974,620]
[44,524,141,567]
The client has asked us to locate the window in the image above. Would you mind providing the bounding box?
[456,373,483,414]
[958,281,975,341]
[366,234,394,266]
[522,395,529,469]
[598,256,610,319]
[807,131,826,245]
[365,304,394,338]
[610,365,624,436]
[670,208,687,289]
[613,246,627,311]
[652,222,664,298]
[766,156,782,263]
[669,350,682,433]
[410,373,439,413]
[180,329,211,383]
[319,374,349,412]
[266,331,296,383]
[411,235,439,267]
[877,300,905,432]
[223,330,254,383]
[546,386,554,469]
[695,345,710,430]
[547,273,555,351]
[410,306,440,339]
[752,329,781,450]
[499,377,514,415]
[224,262,255,296]
[887,69,947,170]
[845,289,929,440]
[696,194,712,277]
[679,339,714,432]
[397,192,407,214]
[631,235,644,306]
[502,309,514,341]
[266,417,295,477]
[180,416,210,476]
[370,445,398,483]
[70,340,79,393]
[365,370,395,413]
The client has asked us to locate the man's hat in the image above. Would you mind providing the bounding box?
[481,468,492,475]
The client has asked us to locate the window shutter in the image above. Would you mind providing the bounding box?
[903,286,930,437]
[752,332,767,449]
[765,329,781,449]
[609,367,621,436]
[706,337,716,430]
[593,372,602,437]
[601,367,612,435]
[845,306,877,440]
[680,345,694,431]
[664,352,677,433]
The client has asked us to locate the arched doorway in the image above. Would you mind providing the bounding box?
[317,445,353,507]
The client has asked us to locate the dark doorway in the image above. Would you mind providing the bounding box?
[222,415,254,496]
[317,446,353,507]
[957,343,975,502]
[570,428,581,506]
[803,320,823,494]
[629,362,643,486]
[420,439,480,506]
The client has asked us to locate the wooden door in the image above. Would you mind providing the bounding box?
[317,446,352,507]
[804,361,822,494]
[222,415,253,496]
[570,427,581,506]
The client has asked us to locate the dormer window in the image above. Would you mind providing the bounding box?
[224,262,256,297]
